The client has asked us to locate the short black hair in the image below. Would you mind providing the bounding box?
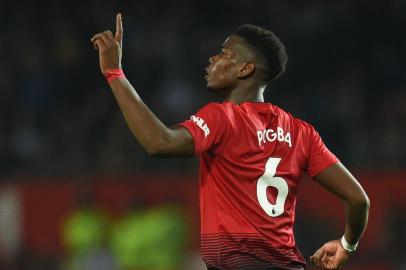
[234,24,288,82]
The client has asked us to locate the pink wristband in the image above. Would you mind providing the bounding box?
[104,69,125,83]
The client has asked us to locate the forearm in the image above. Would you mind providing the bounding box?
[92,15,194,156]
[314,163,370,246]
[108,77,172,154]
[343,197,370,244]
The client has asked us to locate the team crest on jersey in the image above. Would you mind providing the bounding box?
[190,115,210,137]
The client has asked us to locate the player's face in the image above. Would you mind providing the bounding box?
[205,35,245,91]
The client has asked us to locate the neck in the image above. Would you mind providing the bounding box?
[223,81,267,104]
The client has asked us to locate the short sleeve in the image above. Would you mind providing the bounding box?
[305,125,339,177]
[178,103,228,155]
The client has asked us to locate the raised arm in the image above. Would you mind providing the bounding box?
[91,14,194,157]
[310,162,370,269]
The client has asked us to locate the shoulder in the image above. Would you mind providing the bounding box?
[272,104,317,135]
[191,102,232,132]
[296,118,316,133]
[199,102,226,111]
[202,102,233,111]
[272,104,311,126]
[196,102,233,119]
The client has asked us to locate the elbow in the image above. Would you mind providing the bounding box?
[144,136,171,157]
[141,130,171,157]
[359,194,370,212]
[145,148,156,156]
[349,192,370,211]
[364,194,371,211]
[147,150,166,157]
[145,145,164,157]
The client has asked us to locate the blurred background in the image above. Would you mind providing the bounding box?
[0,0,405,269]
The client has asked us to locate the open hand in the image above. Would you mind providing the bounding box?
[91,13,123,75]
[310,239,349,269]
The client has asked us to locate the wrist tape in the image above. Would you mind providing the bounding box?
[340,236,358,252]
[105,69,125,83]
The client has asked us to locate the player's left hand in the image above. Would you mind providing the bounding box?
[310,239,349,269]
[91,13,123,75]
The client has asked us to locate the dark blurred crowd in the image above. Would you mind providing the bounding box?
[0,0,405,176]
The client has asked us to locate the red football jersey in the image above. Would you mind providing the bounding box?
[179,101,338,270]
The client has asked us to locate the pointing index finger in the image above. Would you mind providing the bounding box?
[115,13,123,45]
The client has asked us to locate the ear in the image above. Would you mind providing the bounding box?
[237,63,255,79]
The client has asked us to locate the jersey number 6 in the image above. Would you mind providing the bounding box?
[257,157,289,217]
